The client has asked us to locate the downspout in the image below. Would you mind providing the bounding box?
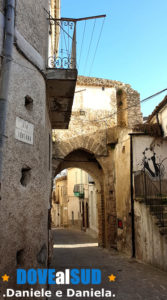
[0,0,15,195]
[130,135,135,257]
[156,113,163,136]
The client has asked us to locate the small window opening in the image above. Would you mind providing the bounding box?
[80,110,86,116]
[20,167,31,187]
[16,249,24,266]
[25,95,33,110]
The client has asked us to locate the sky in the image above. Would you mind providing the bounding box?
[61,0,167,117]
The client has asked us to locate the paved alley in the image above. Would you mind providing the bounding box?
[49,228,167,300]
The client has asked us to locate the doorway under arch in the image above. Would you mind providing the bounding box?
[52,148,105,247]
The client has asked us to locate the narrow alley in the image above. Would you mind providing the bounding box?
[50,229,167,300]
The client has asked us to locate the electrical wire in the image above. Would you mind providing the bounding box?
[83,19,96,75]
[68,88,167,124]
[0,55,39,72]
[140,88,167,103]
[78,20,86,71]
[44,8,73,40]
[62,25,68,55]
[88,17,105,76]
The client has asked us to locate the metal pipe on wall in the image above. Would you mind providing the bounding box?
[0,0,15,189]
[130,134,136,257]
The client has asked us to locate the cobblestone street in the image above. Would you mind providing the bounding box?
[49,229,167,300]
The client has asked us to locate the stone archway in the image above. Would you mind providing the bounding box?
[52,148,105,247]
[52,124,126,249]
[53,131,108,160]
[51,75,144,253]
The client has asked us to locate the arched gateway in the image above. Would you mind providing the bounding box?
[52,76,142,250]
[52,146,106,246]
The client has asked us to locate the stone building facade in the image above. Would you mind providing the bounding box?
[67,168,86,228]
[52,175,68,227]
[88,180,98,236]
[147,95,167,137]
[53,76,142,142]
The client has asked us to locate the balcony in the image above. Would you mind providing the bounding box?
[46,18,78,129]
[73,184,84,199]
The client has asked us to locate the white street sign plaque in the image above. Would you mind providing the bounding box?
[15,117,34,145]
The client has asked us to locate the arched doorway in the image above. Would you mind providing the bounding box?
[52,148,105,247]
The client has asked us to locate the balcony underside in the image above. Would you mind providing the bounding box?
[46,68,77,129]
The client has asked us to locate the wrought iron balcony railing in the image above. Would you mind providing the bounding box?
[134,170,167,229]
[48,18,76,69]
[73,184,84,199]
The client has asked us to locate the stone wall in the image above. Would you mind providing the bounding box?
[0,0,4,13]
[114,130,132,255]
[0,0,52,295]
[52,176,67,227]
[0,10,4,58]
[76,76,143,128]
[0,48,52,291]
[88,184,98,235]
[135,202,167,271]
[53,128,108,160]
[16,0,49,60]
[53,76,143,144]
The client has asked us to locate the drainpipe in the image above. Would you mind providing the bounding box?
[156,113,163,136]
[130,135,135,257]
[0,0,15,194]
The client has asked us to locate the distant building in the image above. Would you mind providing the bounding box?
[88,182,98,236]
[147,95,167,137]
[51,168,98,236]
[52,175,68,227]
